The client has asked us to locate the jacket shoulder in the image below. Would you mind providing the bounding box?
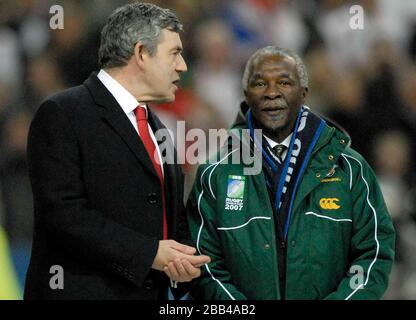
[32,84,94,129]
[194,142,246,194]
[340,146,372,170]
[338,146,381,191]
[42,85,91,111]
[196,147,234,179]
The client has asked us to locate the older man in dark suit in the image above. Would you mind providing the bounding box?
[24,2,210,300]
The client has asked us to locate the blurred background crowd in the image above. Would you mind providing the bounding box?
[0,0,415,299]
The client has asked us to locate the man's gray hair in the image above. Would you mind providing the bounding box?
[98,2,183,69]
[242,46,308,91]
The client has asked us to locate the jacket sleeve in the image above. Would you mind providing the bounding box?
[186,165,247,300]
[324,151,395,300]
[27,99,159,287]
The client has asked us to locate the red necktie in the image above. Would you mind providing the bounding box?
[134,106,168,239]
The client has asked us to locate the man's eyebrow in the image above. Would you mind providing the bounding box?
[278,72,294,79]
[250,71,295,80]
[250,73,264,81]
[171,46,183,53]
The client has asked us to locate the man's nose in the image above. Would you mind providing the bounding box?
[176,54,188,73]
[264,85,282,99]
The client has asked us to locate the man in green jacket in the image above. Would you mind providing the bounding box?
[186,46,395,300]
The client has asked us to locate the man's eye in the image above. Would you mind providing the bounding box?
[254,82,266,87]
[280,81,291,86]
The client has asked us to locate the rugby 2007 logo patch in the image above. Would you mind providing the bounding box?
[225,175,245,211]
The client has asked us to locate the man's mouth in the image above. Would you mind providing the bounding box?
[172,80,180,88]
[262,105,287,116]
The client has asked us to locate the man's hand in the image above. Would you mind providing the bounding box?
[151,240,211,281]
[164,259,204,283]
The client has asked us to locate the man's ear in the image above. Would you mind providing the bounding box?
[243,91,251,106]
[302,87,308,102]
[133,42,147,69]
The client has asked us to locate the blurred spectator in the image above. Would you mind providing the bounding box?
[46,2,100,86]
[0,108,33,289]
[224,0,309,64]
[409,22,416,60]
[398,66,416,167]
[374,0,416,50]
[304,46,336,113]
[193,19,241,127]
[317,0,378,72]
[0,110,33,244]
[317,0,416,72]
[266,0,309,53]
[153,88,225,199]
[363,40,415,164]
[17,0,50,58]
[222,0,269,63]
[326,71,371,159]
[372,130,416,299]
[372,130,412,221]
[399,67,416,124]
[0,5,23,102]
[24,53,66,111]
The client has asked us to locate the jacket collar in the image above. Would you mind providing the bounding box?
[83,72,161,179]
[229,101,353,218]
[96,69,142,115]
[229,107,351,216]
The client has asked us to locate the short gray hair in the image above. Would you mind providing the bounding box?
[242,46,308,91]
[98,2,183,69]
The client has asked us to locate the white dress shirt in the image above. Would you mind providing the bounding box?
[97,69,164,175]
[263,133,293,161]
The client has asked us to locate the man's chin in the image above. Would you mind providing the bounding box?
[154,94,175,104]
[263,121,285,134]
[261,121,290,137]
[263,127,283,137]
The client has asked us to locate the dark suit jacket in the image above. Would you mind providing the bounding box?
[24,73,190,300]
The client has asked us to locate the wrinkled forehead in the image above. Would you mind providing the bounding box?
[251,54,296,74]
[157,28,183,51]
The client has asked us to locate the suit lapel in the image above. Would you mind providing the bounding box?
[83,73,158,179]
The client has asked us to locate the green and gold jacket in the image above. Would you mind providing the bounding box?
[187,119,395,300]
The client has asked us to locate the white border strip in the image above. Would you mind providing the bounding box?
[342,153,380,300]
[341,154,353,190]
[208,149,239,200]
[196,149,239,300]
[305,211,352,222]
[345,283,364,300]
[217,217,272,230]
